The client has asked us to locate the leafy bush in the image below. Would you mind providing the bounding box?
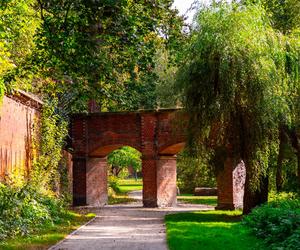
[243,193,300,249]
[177,152,216,193]
[0,183,66,240]
[108,175,121,193]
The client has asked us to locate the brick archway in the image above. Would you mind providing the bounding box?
[70,109,245,208]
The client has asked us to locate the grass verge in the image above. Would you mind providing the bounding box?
[165,210,264,250]
[0,211,95,250]
[177,195,217,206]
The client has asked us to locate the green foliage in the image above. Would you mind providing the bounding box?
[0,79,6,104]
[108,175,121,194]
[0,183,66,240]
[20,0,184,112]
[107,146,142,172]
[177,151,216,193]
[0,0,40,88]
[178,1,300,200]
[32,99,68,191]
[243,193,300,249]
[0,211,94,250]
[257,0,300,34]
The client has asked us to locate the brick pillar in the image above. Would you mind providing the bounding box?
[157,156,177,207]
[86,157,108,206]
[142,158,157,207]
[141,113,158,207]
[216,158,246,210]
[73,158,87,206]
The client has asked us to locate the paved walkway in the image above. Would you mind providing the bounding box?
[49,192,213,250]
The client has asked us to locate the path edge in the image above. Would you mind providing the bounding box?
[48,216,98,250]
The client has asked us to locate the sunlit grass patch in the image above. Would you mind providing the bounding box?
[118,178,143,194]
[165,210,264,250]
[178,195,217,206]
[108,194,136,204]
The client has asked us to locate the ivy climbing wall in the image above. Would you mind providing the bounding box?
[0,91,42,182]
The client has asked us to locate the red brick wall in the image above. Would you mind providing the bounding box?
[86,157,108,206]
[71,109,245,209]
[0,93,42,182]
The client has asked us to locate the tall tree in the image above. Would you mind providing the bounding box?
[17,0,184,112]
[0,0,40,97]
[178,1,299,213]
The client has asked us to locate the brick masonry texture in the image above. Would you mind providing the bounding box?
[0,93,42,181]
[71,109,245,209]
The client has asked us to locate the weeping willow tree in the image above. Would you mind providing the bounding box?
[178,2,299,213]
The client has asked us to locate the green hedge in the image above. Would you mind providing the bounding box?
[243,194,300,249]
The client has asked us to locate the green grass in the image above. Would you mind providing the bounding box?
[108,178,143,204]
[118,178,143,194]
[108,194,136,204]
[178,194,218,206]
[0,211,95,250]
[165,210,265,250]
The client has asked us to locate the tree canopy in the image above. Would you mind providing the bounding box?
[1,0,184,112]
[107,146,142,173]
[178,1,299,213]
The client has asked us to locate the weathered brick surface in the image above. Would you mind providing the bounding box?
[140,113,158,207]
[86,158,108,206]
[216,157,246,210]
[71,109,245,209]
[142,159,157,207]
[157,156,177,207]
[0,93,42,181]
[233,161,246,209]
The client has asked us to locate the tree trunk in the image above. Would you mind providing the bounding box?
[288,128,300,188]
[243,172,269,214]
[276,125,286,191]
[297,150,300,189]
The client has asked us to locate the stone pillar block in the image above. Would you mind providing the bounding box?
[157,156,177,207]
[86,157,108,206]
[216,158,245,210]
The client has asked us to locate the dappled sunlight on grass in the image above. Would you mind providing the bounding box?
[165,210,264,250]
[178,195,217,206]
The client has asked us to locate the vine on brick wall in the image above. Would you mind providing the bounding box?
[31,98,68,194]
[0,79,5,105]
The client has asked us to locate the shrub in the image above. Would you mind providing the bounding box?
[0,183,66,240]
[177,152,216,193]
[108,175,121,193]
[243,193,300,249]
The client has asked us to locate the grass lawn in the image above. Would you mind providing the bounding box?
[165,210,264,250]
[118,178,143,194]
[178,194,217,206]
[108,194,136,204]
[108,178,143,204]
[0,211,95,250]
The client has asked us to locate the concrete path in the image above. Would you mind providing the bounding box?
[49,193,213,250]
